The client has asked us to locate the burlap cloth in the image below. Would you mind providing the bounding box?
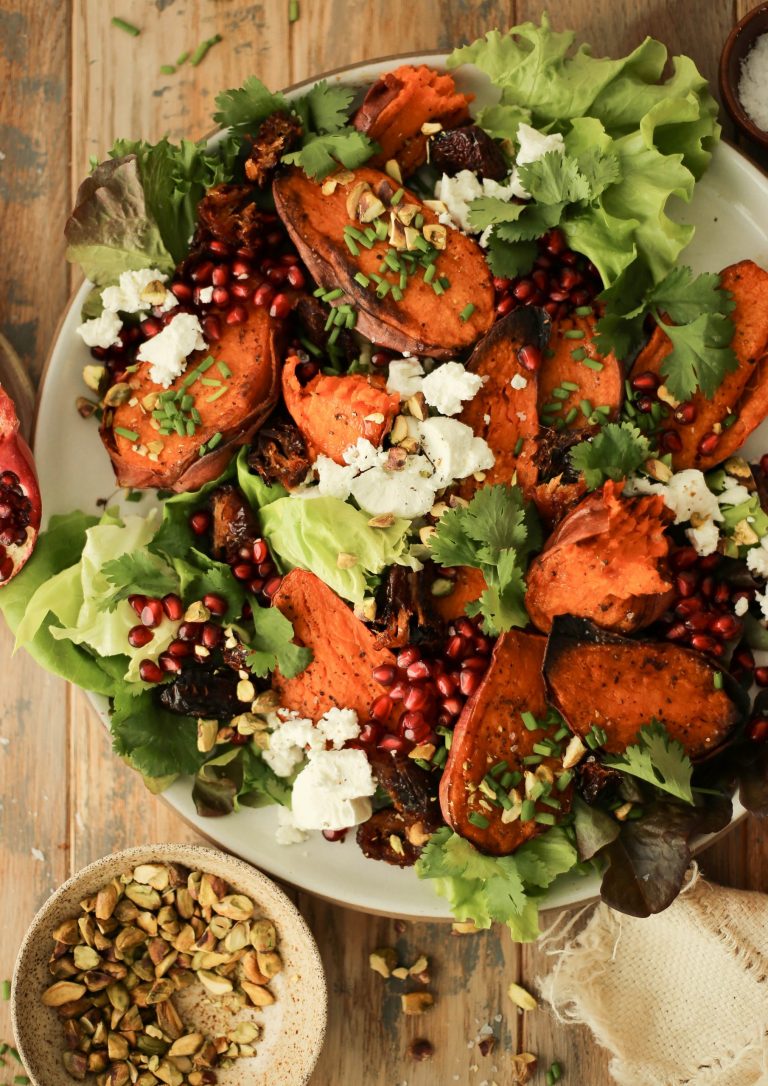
[537,870,768,1086]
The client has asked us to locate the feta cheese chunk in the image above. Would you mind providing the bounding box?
[275,807,309,846]
[291,748,376,832]
[510,373,528,390]
[136,313,207,388]
[734,595,749,617]
[515,123,565,166]
[101,268,178,314]
[686,519,720,557]
[436,169,527,233]
[314,455,356,500]
[318,707,361,749]
[417,416,495,488]
[350,454,437,519]
[76,309,123,349]
[747,537,768,579]
[262,713,322,778]
[387,358,425,399]
[421,362,486,416]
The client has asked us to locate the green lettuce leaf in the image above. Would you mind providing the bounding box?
[258,495,417,604]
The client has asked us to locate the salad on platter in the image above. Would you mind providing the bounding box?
[4,16,768,941]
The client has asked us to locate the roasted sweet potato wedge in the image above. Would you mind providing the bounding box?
[525,480,675,634]
[630,260,768,470]
[282,354,400,463]
[102,304,282,492]
[459,307,550,498]
[271,568,396,720]
[544,617,747,759]
[272,166,494,358]
[538,313,623,429]
[439,630,572,855]
[352,65,472,176]
[431,565,487,623]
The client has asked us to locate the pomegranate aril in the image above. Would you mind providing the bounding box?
[140,599,164,628]
[674,402,696,425]
[233,562,256,581]
[171,282,193,302]
[710,614,742,640]
[700,576,715,599]
[406,660,432,682]
[635,395,655,413]
[231,259,252,278]
[322,828,348,842]
[263,576,282,598]
[401,712,431,743]
[203,593,228,616]
[734,647,755,671]
[748,718,768,742]
[231,282,252,300]
[159,652,182,674]
[162,593,183,621]
[442,697,464,717]
[189,511,211,536]
[371,351,392,368]
[128,625,153,648]
[178,621,202,642]
[128,594,147,616]
[253,283,275,308]
[660,430,683,454]
[760,453,768,477]
[496,295,514,316]
[167,639,193,658]
[202,624,223,649]
[675,597,704,618]
[666,623,688,641]
[226,305,248,325]
[397,646,421,669]
[698,432,720,456]
[713,583,731,607]
[518,345,542,372]
[267,266,288,284]
[684,612,712,632]
[455,618,476,639]
[493,276,512,292]
[139,659,164,683]
[208,239,231,257]
[373,664,398,686]
[445,635,468,660]
[202,315,222,342]
[698,553,721,571]
[461,655,487,672]
[389,682,407,702]
[675,571,699,597]
[459,670,482,696]
[270,293,292,319]
[141,317,163,337]
[690,634,719,655]
[252,538,269,563]
[287,265,305,289]
[191,261,214,284]
[671,547,698,571]
[404,686,432,712]
[248,578,265,595]
[212,265,230,286]
[631,371,660,392]
[755,667,768,687]
[358,722,383,746]
[212,286,230,307]
[436,674,456,697]
[378,735,408,753]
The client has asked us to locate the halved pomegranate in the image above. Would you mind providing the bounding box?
[0,383,41,584]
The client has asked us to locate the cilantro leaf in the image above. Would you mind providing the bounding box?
[299,80,356,133]
[569,422,652,490]
[604,720,694,804]
[212,76,288,135]
[517,151,591,204]
[111,686,205,780]
[575,146,621,196]
[656,311,738,402]
[429,485,541,635]
[244,600,312,679]
[648,266,735,325]
[495,202,566,243]
[484,233,537,279]
[101,551,178,611]
[468,197,527,231]
[282,129,373,180]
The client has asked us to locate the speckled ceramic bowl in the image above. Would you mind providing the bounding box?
[11,844,327,1086]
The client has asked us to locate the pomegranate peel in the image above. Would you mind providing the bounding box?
[0,383,41,585]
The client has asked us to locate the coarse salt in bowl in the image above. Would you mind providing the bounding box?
[720,3,768,150]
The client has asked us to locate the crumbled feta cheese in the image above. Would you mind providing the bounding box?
[343,438,384,472]
[756,587,768,621]
[387,358,425,398]
[262,712,322,777]
[350,454,438,519]
[516,412,527,422]
[510,373,528,390]
[315,455,357,500]
[101,268,177,314]
[628,469,723,525]
[734,595,749,617]
[747,537,768,579]
[198,286,214,305]
[421,362,486,416]
[136,313,206,388]
[717,476,752,506]
[515,123,565,166]
[436,170,527,233]
[76,309,123,349]
[417,416,495,488]
[686,519,720,557]
[291,748,376,832]
[317,707,360,749]
[275,807,308,846]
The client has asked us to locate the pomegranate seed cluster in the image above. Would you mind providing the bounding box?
[492,229,603,324]
[0,469,33,580]
[127,590,230,685]
[189,511,283,602]
[362,616,493,755]
[630,370,726,457]
[660,547,747,658]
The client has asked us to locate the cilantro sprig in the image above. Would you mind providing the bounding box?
[569,422,652,490]
[428,485,542,635]
[604,720,694,804]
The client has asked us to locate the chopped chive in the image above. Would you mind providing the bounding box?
[200,377,221,388]
[468,811,490,829]
[300,336,322,358]
[552,388,570,400]
[423,263,436,284]
[114,427,139,441]
[125,490,143,503]
[581,356,604,372]
[520,799,536,822]
[160,64,176,75]
[521,711,539,731]
[376,280,391,298]
[554,726,570,741]
[491,760,509,777]
[345,309,357,328]
[497,790,513,810]
[384,250,401,272]
[216,361,232,379]
[354,272,371,288]
[391,188,405,205]
[399,270,408,290]
[9,1046,21,1063]
[535,811,557,825]
[289,0,300,21]
[185,420,196,437]
[173,418,186,437]
[327,325,341,346]
[176,49,190,65]
[522,754,542,766]
[190,33,222,66]
[533,742,552,757]
[554,416,566,431]
[313,286,326,298]
[324,287,344,301]
[111,16,140,35]
[14,1077,30,1086]
[564,328,585,340]
[432,280,445,296]
[561,380,579,392]
[375,219,388,240]
[180,394,194,411]
[564,407,578,425]
[391,285,403,302]
[500,771,514,790]
[595,404,611,416]
[542,794,562,810]
[542,402,561,413]
[723,412,737,428]
[198,355,215,373]
[439,276,450,289]
[432,746,448,767]
[714,671,723,690]
[571,347,586,362]
[414,213,424,228]
[344,235,360,256]
[207,432,223,450]
[364,226,378,243]
[548,1062,563,1084]
[206,387,227,403]
[584,731,598,750]
[459,303,476,322]
[556,770,573,792]
[414,758,432,772]
[575,305,592,317]
[513,437,524,456]
[191,408,202,424]
[2,979,10,1000]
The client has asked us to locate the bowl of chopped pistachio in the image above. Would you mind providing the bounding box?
[11,843,327,1086]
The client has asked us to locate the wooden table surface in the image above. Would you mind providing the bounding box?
[1,2,765,1083]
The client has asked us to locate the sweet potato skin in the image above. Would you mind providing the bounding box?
[282,355,400,463]
[440,630,572,855]
[272,166,494,358]
[543,617,746,759]
[525,480,675,634]
[630,260,768,470]
[459,307,550,498]
[353,65,472,176]
[538,313,623,429]
[271,569,396,721]
[102,304,282,492]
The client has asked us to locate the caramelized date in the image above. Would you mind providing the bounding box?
[197,184,276,249]
[357,809,421,867]
[245,112,303,187]
[577,754,626,806]
[210,485,259,562]
[158,666,242,720]
[430,125,507,181]
[247,413,310,490]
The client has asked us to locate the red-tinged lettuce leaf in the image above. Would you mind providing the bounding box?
[65,156,173,288]
[573,796,620,861]
[192,746,291,817]
[599,792,732,917]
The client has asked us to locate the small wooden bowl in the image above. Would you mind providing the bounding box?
[720,2,768,150]
[11,844,327,1086]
